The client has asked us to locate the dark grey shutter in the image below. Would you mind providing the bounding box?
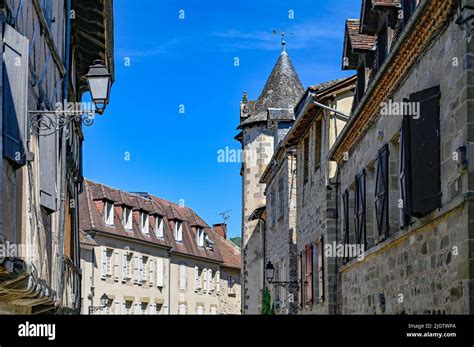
[399,115,411,228]
[342,190,350,262]
[39,128,57,211]
[3,23,29,167]
[375,144,389,238]
[354,170,366,246]
[408,86,441,217]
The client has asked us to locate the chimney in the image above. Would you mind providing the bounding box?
[212,223,227,239]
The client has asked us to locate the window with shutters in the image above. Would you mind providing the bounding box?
[375,144,390,239]
[114,251,120,281]
[179,263,186,290]
[123,207,132,230]
[303,136,310,182]
[124,301,133,315]
[178,303,187,315]
[305,244,313,305]
[354,170,367,246]
[399,120,411,228]
[401,86,442,219]
[202,269,208,293]
[366,163,377,248]
[141,256,148,285]
[155,216,164,238]
[3,24,28,168]
[194,266,199,291]
[104,201,114,226]
[208,269,214,292]
[216,270,220,294]
[156,257,164,287]
[196,228,204,247]
[174,221,183,241]
[125,253,132,280]
[149,258,155,287]
[140,212,149,235]
[140,302,148,315]
[296,254,302,306]
[314,120,322,170]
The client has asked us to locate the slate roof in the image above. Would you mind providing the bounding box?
[238,51,304,128]
[79,179,224,264]
[372,0,400,6]
[308,78,351,93]
[345,19,377,51]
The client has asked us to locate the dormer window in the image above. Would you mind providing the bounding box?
[174,220,183,242]
[104,201,114,226]
[140,212,149,235]
[205,233,214,250]
[123,207,132,230]
[196,228,204,247]
[155,216,164,238]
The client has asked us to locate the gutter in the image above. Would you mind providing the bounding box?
[328,0,431,162]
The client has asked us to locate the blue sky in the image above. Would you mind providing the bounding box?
[83,0,361,239]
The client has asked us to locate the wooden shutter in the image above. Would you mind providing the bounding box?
[305,244,313,305]
[100,247,107,279]
[156,258,164,287]
[208,269,213,292]
[342,190,350,262]
[122,253,127,282]
[179,264,186,290]
[3,24,28,167]
[317,236,324,302]
[375,145,389,238]
[149,258,155,287]
[216,270,220,294]
[313,243,319,303]
[297,254,302,306]
[407,86,441,217]
[354,170,367,246]
[399,118,411,228]
[194,266,199,292]
[114,251,119,281]
[203,269,207,293]
[115,300,121,315]
[134,255,139,284]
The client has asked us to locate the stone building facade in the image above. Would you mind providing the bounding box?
[262,77,355,314]
[0,0,114,314]
[236,45,304,314]
[329,0,474,314]
[79,179,241,315]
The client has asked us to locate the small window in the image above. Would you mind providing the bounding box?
[174,221,183,241]
[123,207,132,230]
[303,136,310,182]
[155,216,164,238]
[104,201,114,226]
[196,228,204,247]
[140,212,149,235]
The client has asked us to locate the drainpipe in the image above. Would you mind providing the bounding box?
[56,0,72,308]
[260,216,266,311]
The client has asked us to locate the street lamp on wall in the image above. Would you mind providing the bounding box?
[265,261,301,291]
[29,60,112,136]
[88,293,110,315]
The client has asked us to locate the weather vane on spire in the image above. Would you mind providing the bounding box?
[273,30,293,52]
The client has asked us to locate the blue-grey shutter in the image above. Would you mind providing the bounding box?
[342,190,350,262]
[408,86,441,217]
[39,126,57,211]
[3,23,29,167]
[375,145,389,238]
[354,170,366,246]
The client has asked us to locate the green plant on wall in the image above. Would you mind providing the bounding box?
[262,287,275,315]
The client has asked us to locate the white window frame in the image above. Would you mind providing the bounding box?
[179,263,186,290]
[156,257,164,287]
[123,206,132,230]
[174,220,183,241]
[196,228,204,247]
[104,201,114,226]
[155,216,164,238]
[140,212,149,235]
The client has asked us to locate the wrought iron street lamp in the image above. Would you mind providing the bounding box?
[265,261,301,291]
[29,60,111,136]
[88,293,110,315]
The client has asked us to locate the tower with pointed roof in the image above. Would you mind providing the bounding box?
[236,44,304,314]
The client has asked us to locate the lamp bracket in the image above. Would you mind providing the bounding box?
[28,110,96,136]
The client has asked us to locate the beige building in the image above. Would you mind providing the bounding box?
[79,179,241,314]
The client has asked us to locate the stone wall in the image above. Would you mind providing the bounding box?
[241,124,274,314]
[218,267,242,314]
[338,15,473,314]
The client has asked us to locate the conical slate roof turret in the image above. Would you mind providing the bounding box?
[239,50,304,128]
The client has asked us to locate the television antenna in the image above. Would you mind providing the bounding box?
[219,210,232,224]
